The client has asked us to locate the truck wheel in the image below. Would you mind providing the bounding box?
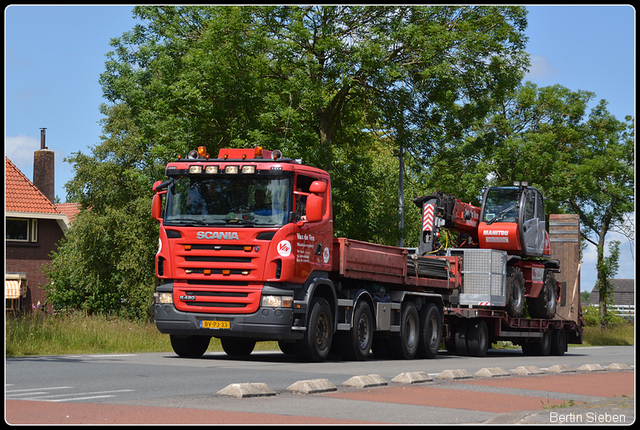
[339,300,374,361]
[220,338,256,357]
[170,335,210,358]
[530,328,552,356]
[371,335,391,359]
[454,320,470,356]
[528,271,558,319]
[506,267,526,318]
[389,301,419,360]
[294,297,333,362]
[467,320,489,357]
[417,303,442,359]
[278,340,295,355]
[550,327,567,356]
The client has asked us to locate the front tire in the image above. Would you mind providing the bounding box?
[170,335,210,358]
[220,338,256,357]
[294,297,333,362]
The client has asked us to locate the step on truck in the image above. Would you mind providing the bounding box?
[152,146,583,362]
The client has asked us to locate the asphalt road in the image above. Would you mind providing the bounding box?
[5,345,635,424]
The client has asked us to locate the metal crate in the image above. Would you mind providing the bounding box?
[447,248,506,307]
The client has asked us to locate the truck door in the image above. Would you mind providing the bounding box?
[292,174,333,279]
[520,188,545,256]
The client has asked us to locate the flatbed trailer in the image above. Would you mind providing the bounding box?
[329,237,583,358]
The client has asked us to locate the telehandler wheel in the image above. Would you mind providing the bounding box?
[505,266,526,318]
[294,297,333,362]
[338,300,374,361]
[528,271,558,319]
[417,303,442,359]
[220,338,256,357]
[466,320,489,357]
[389,301,419,360]
[170,335,210,358]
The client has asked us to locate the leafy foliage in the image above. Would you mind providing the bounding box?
[46,6,633,320]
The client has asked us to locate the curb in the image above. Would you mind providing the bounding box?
[216,362,634,398]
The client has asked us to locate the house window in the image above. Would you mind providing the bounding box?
[6,218,38,242]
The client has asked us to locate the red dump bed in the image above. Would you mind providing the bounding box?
[331,238,461,293]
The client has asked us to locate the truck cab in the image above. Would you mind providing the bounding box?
[152,147,334,358]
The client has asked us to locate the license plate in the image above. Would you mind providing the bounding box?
[200,320,230,329]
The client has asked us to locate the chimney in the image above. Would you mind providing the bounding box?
[33,128,55,202]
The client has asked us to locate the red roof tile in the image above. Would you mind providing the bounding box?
[55,202,82,224]
[5,156,60,214]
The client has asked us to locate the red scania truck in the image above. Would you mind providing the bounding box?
[152,146,583,362]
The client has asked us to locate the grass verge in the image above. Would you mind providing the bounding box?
[5,312,634,357]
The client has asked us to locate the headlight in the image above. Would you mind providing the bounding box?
[154,292,173,304]
[261,295,293,308]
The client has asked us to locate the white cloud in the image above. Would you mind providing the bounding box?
[525,54,560,80]
[5,134,39,173]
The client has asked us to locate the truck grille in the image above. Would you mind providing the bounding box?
[174,283,261,313]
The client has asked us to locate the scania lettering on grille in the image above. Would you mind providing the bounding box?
[196,231,240,240]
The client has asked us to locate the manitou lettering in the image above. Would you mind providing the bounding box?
[483,230,509,236]
[196,231,240,240]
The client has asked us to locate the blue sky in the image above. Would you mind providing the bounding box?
[4,5,635,291]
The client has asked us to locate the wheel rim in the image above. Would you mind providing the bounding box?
[316,312,330,349]
[357,314,371,350]
[427,315,439,348]
[546,283,556,309]
[406,315,417,348]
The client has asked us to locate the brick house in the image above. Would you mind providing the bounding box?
[589,279,635,307]
[5,156,79,313]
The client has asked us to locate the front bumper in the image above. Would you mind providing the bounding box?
[154,302,302,340]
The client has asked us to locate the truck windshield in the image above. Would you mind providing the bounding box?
[482,187,521,224]
[164,176,292,227]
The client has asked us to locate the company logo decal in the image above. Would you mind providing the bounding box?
[277,240,292,257]
[196,231,240,240]
[323,247,330,264]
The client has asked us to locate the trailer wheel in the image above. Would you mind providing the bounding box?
[220,338,256,357]
[454,320,470,356]
[550,327,567,356]
[467,320,489,357]
[294,297,333,362]
[338,300,374,361]
[417,303,442,359]
[506,267,526,318]
[389,301,419,360]
[528,271,558,319]
[170,335,210,358]
[444,325,457,354]
[530,328,552,356]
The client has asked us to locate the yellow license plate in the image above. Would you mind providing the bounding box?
[200,320,230,329]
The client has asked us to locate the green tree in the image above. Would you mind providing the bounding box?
[46,103,158,320]
[48,6,530,316]
[100,5,529,239]
[427,83,634,323]
[560,104,634,324]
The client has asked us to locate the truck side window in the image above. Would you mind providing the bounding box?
[294,175,322,221]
